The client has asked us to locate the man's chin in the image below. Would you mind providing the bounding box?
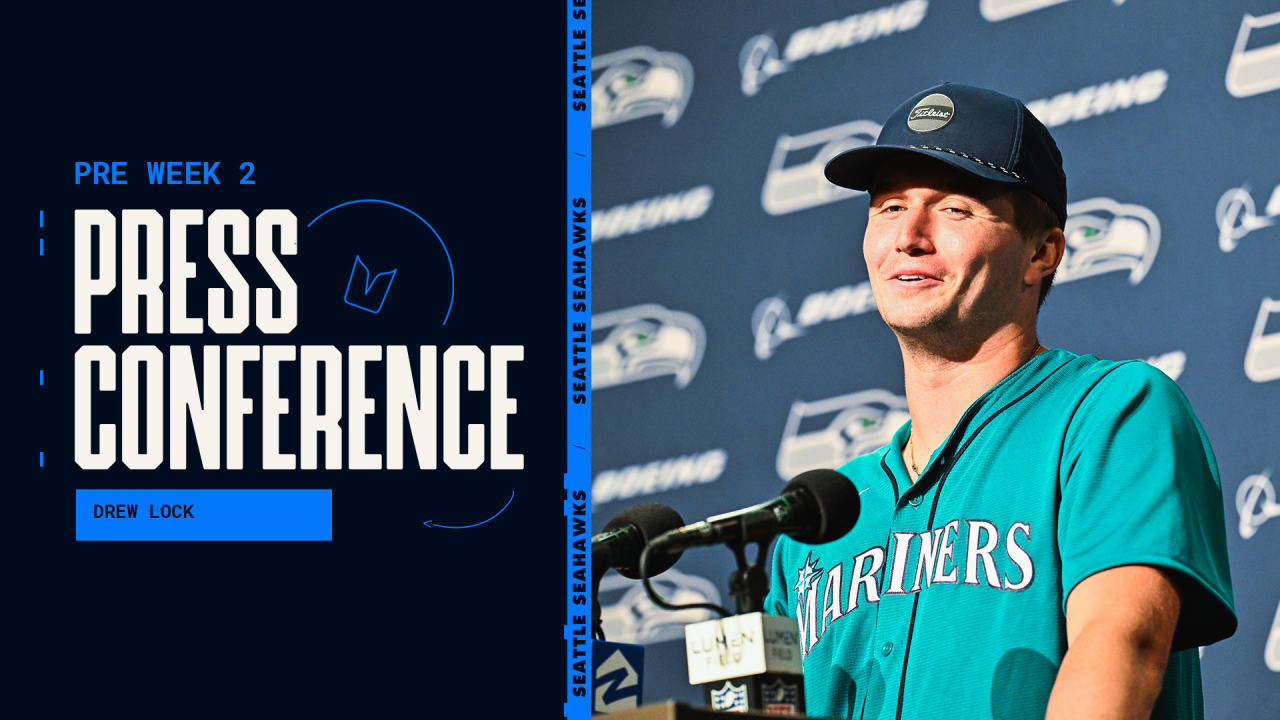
[879,308,953,334]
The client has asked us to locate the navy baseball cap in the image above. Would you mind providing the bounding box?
[824,82,1067,227]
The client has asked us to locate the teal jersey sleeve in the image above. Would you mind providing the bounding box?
[765,536,792,619]
[1059,361,1237,649]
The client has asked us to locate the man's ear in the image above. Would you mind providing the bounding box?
[1026,227,1065,287]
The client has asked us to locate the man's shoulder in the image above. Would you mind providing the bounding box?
[1054,348,1182,404]
[1042,348,1184,405]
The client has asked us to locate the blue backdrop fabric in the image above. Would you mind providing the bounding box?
[591,1,1279,716]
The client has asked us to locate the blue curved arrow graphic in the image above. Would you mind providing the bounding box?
[424,491,515,529]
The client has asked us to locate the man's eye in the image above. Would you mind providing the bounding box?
[942,207,970,215]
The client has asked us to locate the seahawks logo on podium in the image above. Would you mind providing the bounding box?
[709,681,748,713]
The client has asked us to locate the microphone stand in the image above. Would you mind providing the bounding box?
[723,511,776,614]
[592,565,607,640]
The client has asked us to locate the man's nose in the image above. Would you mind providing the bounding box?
[895,206,935,255]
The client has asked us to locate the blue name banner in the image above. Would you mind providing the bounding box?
[75,489,332,541]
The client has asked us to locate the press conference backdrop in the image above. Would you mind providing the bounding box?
[590,0,1280,715]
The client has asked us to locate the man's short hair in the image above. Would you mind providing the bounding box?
[1009,189,1060,309]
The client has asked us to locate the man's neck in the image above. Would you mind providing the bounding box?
[898,326,1044,472]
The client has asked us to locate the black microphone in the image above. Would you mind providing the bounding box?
[649,469,860,552]
[592,503,686,579]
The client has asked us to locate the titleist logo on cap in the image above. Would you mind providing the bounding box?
[910,107,951,119]
[907,93,954,132]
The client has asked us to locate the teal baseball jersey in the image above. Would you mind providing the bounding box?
[765,348,1236,720]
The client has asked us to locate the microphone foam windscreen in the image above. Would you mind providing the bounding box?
[783,469,861,544]
[602,503,685,578]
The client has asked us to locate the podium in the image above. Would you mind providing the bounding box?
[606,701,809,719]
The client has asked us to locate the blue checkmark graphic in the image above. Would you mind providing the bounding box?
[344,254,398,314]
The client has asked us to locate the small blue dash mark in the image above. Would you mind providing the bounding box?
[39,451,45,468]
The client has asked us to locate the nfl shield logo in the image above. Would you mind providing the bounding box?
[763,678,799,714]
[709,680,749,712]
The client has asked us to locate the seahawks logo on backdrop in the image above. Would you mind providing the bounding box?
[980,0,1072,23]
[592,46,693,129]
[761,119,881,216]
[906,93,954,133]
[1245,297,1280,384]
[776,389,909,481]
[598,569,722,644]
[1225,11,1280,99]
[1267,602,1280,672]
[1057,198,1160,285]
[592,304,705,390]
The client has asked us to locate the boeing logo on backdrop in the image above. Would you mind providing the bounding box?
[594,185,714,243]
[1245,297,1280,383]
[1025,69,1167,128]
[593,449,728,504]
[592,46,693,129]
[598,569,722,644]
[593,304,706,390]
[752,283,878,360]
[1056,198,1160,286]
[762,120,882,216]
[1236,470,1279,540]
[1226,12,1280,99]
[738,0,928,96]
[1217,183,1279,252]
[776,389,909,481]
[739,35,790,98]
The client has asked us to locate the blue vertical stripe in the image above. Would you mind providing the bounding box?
[565,3,593,717]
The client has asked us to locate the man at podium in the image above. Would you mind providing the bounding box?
[764,83,1236,720]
